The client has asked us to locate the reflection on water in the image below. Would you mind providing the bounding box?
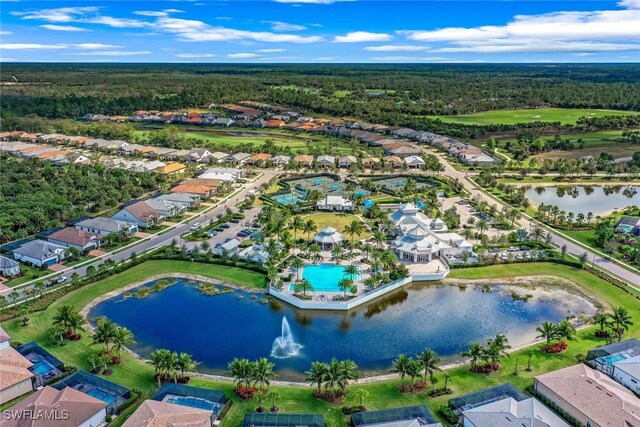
[90,278,597,379]
[525,185,640,216]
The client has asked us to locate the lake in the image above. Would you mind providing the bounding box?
[89,278,597,379]
[524,185,640,216]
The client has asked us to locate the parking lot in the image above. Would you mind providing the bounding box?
[183,207,260,253]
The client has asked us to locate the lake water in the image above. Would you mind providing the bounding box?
[90,278,596,379]
[524,185,640,216]
[226,131,270,137]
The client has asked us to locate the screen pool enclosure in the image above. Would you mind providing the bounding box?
[242,413,324,427]
[448,383,528,414]
[52,370,131,414]
[586,338,640,376]
[350,405,438,427]
[16,341,64,387]
[152,383,228,421]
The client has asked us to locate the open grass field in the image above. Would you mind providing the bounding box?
[134,126,354,153]
[2,262,638,426]
[301,212,372,240]
[429,108,639,125]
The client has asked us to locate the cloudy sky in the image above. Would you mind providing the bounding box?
[1,0,639,62]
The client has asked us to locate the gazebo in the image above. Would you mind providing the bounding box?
[313,226,344,250]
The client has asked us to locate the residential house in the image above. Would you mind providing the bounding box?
[317,155,336,169]
[0,327,34,405]
[12,240,66,267]
[265,119,285,128]
[153,192,201,209]
[0,385,107,427]
[187,148,213,163]
[612,355,640,394]
[404,155,426,169]
[615,216,640,236]
[317,195,354,212]
[47,227,104,253]
[74,217,138,236]
[208,151,229,163]
[461,396,570,427]
[383,155,404,168]
[216,238,241,256]
[238,244,271,265]
[170,184,216,198]
[156,162,186,175]
[225,152,252,165]
[534,364,640,427]
[112,201,164,228]
[350,405,442,427]
[247,119,267,128]
[145,198,184,218]
[386,144,423,158]
[0,255,20,276]
[247,153,272,166]
[338,155,357,169]
[292,154,314,167]
[57,152,90,165]
[122,400,212,427]
[212,118,234,127]
[271,155,291,168]
[360,156,381,169]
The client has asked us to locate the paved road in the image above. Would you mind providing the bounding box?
[6,171,276,299]
[427,150,640,287]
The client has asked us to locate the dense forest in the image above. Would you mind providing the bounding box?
[0,154,166,243]
[1,64,639,139]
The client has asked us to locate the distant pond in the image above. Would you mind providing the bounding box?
[524,185,640,216]
[89,278,597,379]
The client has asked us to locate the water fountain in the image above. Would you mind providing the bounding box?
[271,317,302,359]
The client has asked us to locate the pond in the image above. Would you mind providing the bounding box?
[524,185,640,216]
[89,278,597,379]
[226,131,270,137]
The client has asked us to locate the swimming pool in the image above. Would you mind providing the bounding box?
[271,194,304,206]
[165,395,219,411]
[86,388,117,404]
[29,355,56,376]
[301,264,359,292]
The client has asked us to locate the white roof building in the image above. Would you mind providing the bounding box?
[390,203,448,233]
[316,195,354,212]
[313,226,344,250]
[462,397,570,427]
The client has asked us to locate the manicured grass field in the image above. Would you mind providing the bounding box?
[301,212,372,240]
[429,108,639,125]
[2,262,638,426]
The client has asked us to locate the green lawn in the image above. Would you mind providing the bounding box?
[429,108,639,125]
[301,212,372,240]
[3,262,639,426]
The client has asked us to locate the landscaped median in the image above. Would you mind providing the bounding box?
[1,261,638,426]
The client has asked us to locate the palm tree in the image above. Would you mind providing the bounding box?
[406,360,422,390]
[343,220,365,246]
[531,226,544,243]
[536,321,557,348]
[149,349,175,387]
[91,319,117,354]
[344,264,359,281]
[331,246,345,264]
[228,358,255,389]
[52,305,75,333]
[290,216,304,241]
[592,312,610,334]
[176,353,197,381]
[254,389,267,412]
[67,313,86,337]
[290,256,305,281]
[372,229,385,249]
[486,334,510,370]
[303,219,317,240]
[348,388,368,410]
[461,343,484,372]
[87,353,102,374]
[476,219,489,239]
[555,320,576,343]
[294,279,314,296]
[337,278,353,299]
[610,306,634,342]
[306,361,329,393]
[337,359,360,392]
[253,357,277,389]
[417,349,441,382]
[267,390,281,412]
[392,354,412,385]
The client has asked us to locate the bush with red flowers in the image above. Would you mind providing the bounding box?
[542,341,568,353]
[235,385,259,400]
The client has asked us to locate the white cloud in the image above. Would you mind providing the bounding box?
[371,56,425,61]
[334,31,392,43]
[72,43,123,49]
[0,43,67,50]
[315,56,335,60]
[573,52,596,57]
[215,17,233,21]
[257,48,287,53]
[364,45,427,52]
[176,53,217,58]
[12,6,99,23]
[227,52,260,58]
[263,21,306,31]
[40,24,88,31]
[84,16,148,28]
[400,2,640,54]
[134,11,170,17]
[154,17,323,43]
[164,9,184,13]
[70,50,152,56]
[0,31,13,35]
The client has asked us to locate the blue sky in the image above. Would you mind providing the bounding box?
[1,0,639,62]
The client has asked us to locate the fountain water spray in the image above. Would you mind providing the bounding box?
[271,317,302,358]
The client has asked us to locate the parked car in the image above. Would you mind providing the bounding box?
[190,223,201,231]
[221,224,230,229]
[230,218,241,224]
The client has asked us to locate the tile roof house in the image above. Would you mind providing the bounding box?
[361,157,381,169]
[0,326,34,405]
[157,162,186,175]
[383,155,404,168]
[212,118,235,127]
[271,155,291,167]
[145,198,184,218]
[0,385,107,427]
[122,399,212,427]
[462,396,570,427]
[338,155,357,168]
[612,355,640,394]
[0,255,20,276]
[247,153,273,165]
[404,155,426,169]
[293,154,314,166]
[74,217,138,236]
[187,148,213,163]
[265,119,285,128]
[317,155,336,168]
[180,178,223,188]
[153,192,201,209]
[12,240,67,267]
[225,152,252,165]
[170,184,217,198]
[534,364,640,427]
[112,201,164,228]
[47,227,104,252]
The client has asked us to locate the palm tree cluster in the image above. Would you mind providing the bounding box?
[51,304,86,341]
[228,357,278,402]
[536,320,576,353]
[461,334,511,373]
[305,358,361,401]
[591,307,634,343]
[90,319,136,365]
[148,349,198,386]
[392,349,441,392]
